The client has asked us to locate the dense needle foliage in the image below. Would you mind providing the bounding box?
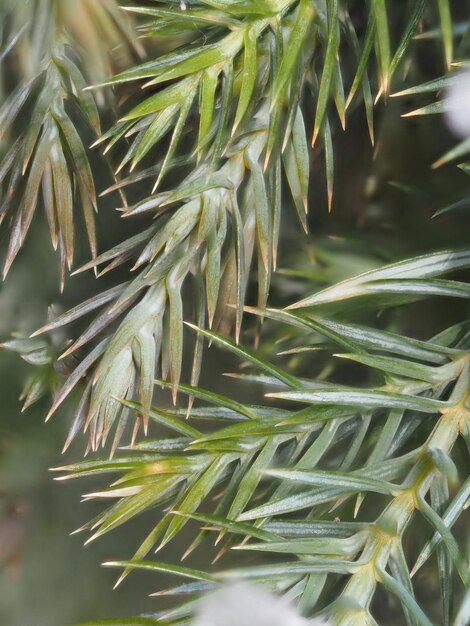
[1,1,470,625]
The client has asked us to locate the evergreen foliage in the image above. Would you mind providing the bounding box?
[1,2,469,625]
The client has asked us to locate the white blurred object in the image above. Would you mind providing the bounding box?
[191,583,330,626]
[444,71,470,139]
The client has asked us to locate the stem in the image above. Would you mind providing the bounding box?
[330,358,470,625]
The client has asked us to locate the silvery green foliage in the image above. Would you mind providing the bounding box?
[1,2,469,626]
[4,0,459,456]
[55,248,470,626]
[0,0,140,287]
